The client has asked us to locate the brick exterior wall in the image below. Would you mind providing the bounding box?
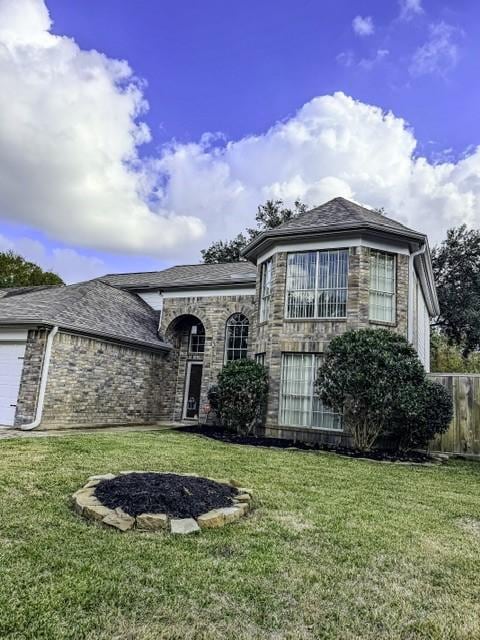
[159,294,256,421]
[20,331,168,429]
[15,329,48,426]
[12,245,410,438]
[254,247,409,441]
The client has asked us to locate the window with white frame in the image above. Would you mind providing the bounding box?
[225,313,249,361]
[279,353,343,430]
[259,259,272,322]
[285,250,348,319]
[369,250,396,323]
[189,322,205,353]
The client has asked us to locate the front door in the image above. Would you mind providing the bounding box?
[183,363,203,419]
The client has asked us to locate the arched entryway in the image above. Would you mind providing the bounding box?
[165,314,206,421]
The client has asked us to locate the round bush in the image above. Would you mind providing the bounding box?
[316,328,451,452]
[389,380,453,451]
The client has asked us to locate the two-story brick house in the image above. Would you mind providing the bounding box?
[0,197,438,442]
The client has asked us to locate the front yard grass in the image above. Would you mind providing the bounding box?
[1,430,480,640]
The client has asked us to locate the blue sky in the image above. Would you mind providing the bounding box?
[0,0,479,282]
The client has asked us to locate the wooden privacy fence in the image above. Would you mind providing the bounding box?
[428,373,480,455]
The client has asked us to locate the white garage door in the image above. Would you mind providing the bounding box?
[0,342,26,426]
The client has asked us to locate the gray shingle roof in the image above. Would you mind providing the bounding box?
[99,261,257,290]
[243,197,424,262]
[0,280,168,351]
[276,197,418,234]
[0,285,58,298]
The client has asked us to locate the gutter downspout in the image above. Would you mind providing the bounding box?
[408,244,426,343]
[21,326,58,431]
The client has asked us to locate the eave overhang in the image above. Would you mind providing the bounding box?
[0,319,171,353]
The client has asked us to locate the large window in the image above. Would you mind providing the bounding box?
[369,250,395,323]
[279,353,343,430]
[225,313,249,362]
[285,250,348,319]
[259,259,272,323]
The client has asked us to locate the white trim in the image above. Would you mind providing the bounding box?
[21,326,58,431]
[137,291,164,311]
[0,328,28,342]
[163,287,255,299]
[257,237,410,263]
[182,361,203,420]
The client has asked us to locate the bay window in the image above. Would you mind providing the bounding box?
[369,250,395,323]
[279,353,343,430]
[285,250,348,319]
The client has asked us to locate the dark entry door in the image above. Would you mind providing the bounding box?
[184,363,202,419]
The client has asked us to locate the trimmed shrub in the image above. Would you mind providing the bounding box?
[215,360,269,435]
[316,328,450,452]
[389,380,453,451]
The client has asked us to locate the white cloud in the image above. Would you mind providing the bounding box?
[399,0,424,21]
[0,0,478,267]
[409,22,462,77]
[0,0,205,257]
[0,234,106,283]
[337,48,389,71]
[358,49,389,70]
[156,92,480,247]
[352,16,374,36]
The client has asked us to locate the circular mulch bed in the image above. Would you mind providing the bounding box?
[72,472,252,534]
[95,472,238,518]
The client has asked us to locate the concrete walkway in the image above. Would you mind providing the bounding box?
[0,423,183,441]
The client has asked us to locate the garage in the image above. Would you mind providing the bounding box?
[0,330,27,427]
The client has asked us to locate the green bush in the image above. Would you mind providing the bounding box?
[215,360,269,435]
[316,328,452,452]
[388,380,453,451]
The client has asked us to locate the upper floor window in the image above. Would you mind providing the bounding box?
[225,313,249,361]
[369,251,395,323]
[285,250,348,319]
[189,322,205,353]
[259,259,272,323]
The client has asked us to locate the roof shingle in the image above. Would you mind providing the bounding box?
[0,280,167,351]
[99,261,256,290]
[274,197,418,234]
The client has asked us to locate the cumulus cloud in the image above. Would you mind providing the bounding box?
[156,92,480,247]
[0,0,205,257]
[0,234,106,283]
[409,22,462,77]
[352,16,374,37]
[399,0,424,21]
[0,0,479,270]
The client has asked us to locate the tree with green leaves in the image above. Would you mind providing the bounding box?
[0,251,64,288]
[201,199,307,264]
[432,225,480,356]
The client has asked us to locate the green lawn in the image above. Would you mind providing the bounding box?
[1,431,480,640]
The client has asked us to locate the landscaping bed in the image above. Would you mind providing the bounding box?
[179,423,436,463]
[95,472,238,518]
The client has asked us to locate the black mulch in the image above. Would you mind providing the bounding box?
[94,472,238,518]
[178,424,434,463]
